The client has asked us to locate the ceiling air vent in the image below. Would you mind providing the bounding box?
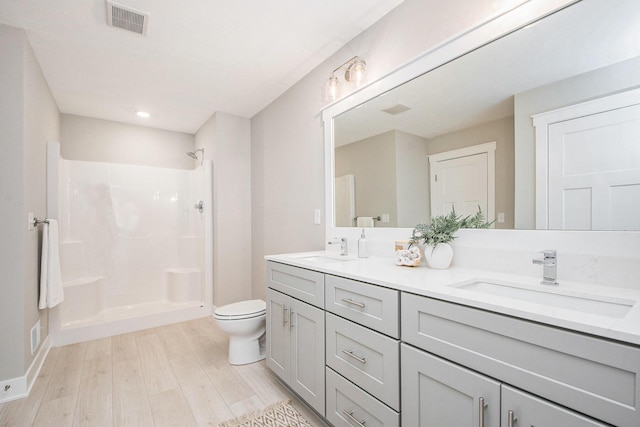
[106,0,149,36]
[381,104,411,115]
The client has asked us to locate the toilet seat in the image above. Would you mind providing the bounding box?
[214,299,266,320]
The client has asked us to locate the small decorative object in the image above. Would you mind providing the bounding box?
[410,207,493,269]
[395,240,411,251]
[395,246,422,267]
[423,243,454,269]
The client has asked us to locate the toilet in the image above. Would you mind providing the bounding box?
[213,299,266,365]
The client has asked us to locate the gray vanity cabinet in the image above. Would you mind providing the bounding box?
[401,292,639,426]
[266,262,325,416]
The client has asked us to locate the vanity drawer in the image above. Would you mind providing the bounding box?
[266,261,324,308]
[325,275,399,338]
[326,368,399,427]
[326,313,400,411]
[401,293,640,427]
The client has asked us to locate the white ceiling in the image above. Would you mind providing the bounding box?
[0,0,403,133]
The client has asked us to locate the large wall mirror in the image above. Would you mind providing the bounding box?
[326,0,640,232]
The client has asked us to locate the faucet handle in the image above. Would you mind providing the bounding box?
[540,249,557,258]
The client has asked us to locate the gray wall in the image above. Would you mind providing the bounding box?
[395,131,430,227]
[195,112,252,306]
[250,0,532,299]
[334,130,431,228]
[61,114,194,169]
[514,56,640,229]
[0,24,60,382]
[335,131,398,227]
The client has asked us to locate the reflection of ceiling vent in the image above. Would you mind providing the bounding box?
[381,103,411,115]
[106,0,149,36]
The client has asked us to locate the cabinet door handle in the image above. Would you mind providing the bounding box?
[478,397,487,427]
[342,409,366,427]
[341,298,366,308]
[290,308,295,328]
[282,305,288,326]
[341,349,367,364]
[507,410,517,427]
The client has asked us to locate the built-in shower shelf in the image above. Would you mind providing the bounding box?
[63,276,104,288]
[60,276,105,327]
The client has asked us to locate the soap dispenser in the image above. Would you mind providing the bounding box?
[358,228,369,258]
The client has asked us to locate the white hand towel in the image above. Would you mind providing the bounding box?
[39,219,64,309]
[356,217,375,227]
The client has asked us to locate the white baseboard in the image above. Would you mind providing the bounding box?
[0,335,51,404]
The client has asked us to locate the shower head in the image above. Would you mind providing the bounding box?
[186,148,204,164]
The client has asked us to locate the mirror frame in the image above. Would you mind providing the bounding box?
[322,0,587,243]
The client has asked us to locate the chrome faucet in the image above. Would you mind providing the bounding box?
[532,250,558,286]
[328,237,349,256]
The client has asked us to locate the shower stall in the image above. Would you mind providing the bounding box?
[47,142,213,346]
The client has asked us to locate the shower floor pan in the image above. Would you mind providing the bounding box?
[53,300,210,347]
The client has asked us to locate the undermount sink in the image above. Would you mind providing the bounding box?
[450,280,635,319]
[292,254,356,264]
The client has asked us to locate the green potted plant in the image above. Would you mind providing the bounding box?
[410,207,493,269]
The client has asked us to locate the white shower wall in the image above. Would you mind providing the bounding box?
[50,148,213,345]
[59,159,203,305]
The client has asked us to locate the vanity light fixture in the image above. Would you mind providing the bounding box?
[325,56,367,102]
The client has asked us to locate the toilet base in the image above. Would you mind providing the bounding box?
[228,333,266,365]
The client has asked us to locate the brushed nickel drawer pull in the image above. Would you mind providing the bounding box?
[342,409,366,427]
[507,410,517,427]
[341,349,367,364]
[479,397,487,427]
[341,298,366,308]
[282,305,288,326]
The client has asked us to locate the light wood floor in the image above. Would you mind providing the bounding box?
[0,317,326,427]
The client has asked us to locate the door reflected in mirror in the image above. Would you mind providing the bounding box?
[332,0,640,230]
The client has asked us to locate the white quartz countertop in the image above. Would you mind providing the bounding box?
[265,252,640,346]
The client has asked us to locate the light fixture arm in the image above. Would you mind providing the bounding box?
[331,56,362,75]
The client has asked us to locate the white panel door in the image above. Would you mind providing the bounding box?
[431,153,488,218]
[548,103,640,230]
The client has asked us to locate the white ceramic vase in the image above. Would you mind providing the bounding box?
[424,243,453,269]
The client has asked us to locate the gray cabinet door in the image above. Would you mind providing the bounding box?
[266,288,289,381]
[401,344,500,427]
[290,298,325,416]
[501,385,608,427]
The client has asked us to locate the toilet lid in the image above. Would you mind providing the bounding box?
[215,299,266,318]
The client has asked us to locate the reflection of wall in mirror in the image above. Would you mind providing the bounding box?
[335,130,401,227]
[335,118,514,228]
[514,56,640,229]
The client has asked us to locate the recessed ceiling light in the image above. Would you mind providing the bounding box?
[136,111,150,118]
